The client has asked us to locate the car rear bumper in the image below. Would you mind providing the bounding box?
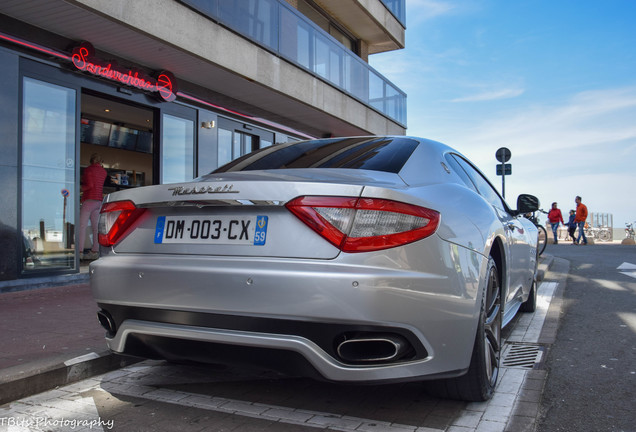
[103,318,469,382]
[90,239,486,382]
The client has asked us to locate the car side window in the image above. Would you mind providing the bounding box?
[444,153,478,193]
[451,155,507,211]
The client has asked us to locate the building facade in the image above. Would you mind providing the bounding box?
[0,0,406,283]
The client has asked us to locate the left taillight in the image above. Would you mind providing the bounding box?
[98,200,146,247]
[285,196,440,253]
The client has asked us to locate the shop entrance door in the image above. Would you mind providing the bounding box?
[78,92,155,257]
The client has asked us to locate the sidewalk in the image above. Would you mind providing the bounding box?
[0,281,136,405]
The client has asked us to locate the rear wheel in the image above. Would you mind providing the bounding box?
[599,229,612,242]
[427,257,502,401]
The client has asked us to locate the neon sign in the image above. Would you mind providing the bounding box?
[71,42,177,102]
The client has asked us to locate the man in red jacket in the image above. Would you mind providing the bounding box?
[574,196,588,245]
[547,202,564,244]
[79,153,108,259]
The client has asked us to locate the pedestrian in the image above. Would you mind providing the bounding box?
[79,153,108,260]
[565,210,577,244]
[574,195,588,245]
[547,202,564,244]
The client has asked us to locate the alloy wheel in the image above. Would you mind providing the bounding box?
[483,263,502,385]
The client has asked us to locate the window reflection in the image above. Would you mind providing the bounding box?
[21,78,76,272]
[380,0,406,26]
[161,114,194,184]
[218,127,258,167]
[218,127,233,167]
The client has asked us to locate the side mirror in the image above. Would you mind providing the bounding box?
[516,194,540,214]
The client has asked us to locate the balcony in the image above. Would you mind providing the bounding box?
[312,0,405,54]
[380,0,406,26]
[181,0,406,126]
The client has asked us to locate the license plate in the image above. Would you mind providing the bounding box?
[154,215,268,245]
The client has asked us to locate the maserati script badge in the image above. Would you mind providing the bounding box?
[168,184,238,196]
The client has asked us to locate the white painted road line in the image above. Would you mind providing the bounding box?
[508,281,558,344]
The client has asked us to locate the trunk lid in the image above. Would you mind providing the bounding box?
[103,169,407,260]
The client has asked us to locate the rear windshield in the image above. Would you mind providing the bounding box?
[213,137,419,174]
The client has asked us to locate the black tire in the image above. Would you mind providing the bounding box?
[537,225,547,255]
[520,279,537,313]
[427,258,502,401]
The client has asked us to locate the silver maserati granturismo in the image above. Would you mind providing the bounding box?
[90,136,540,401]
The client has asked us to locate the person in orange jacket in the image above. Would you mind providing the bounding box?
[547,202,565,244]
[574,196,588,245]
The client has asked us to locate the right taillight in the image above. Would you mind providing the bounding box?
[98,200,146,247]
[285,196,440,252]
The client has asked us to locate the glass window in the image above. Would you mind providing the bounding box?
[261,137,273,148]
[314,36,329,78]
[380,0,406,26]
[215,137,419,174]
[298,0,356,54]
[329,26,354,52]
[218,125,258,166]
[329,48,342,87]
[369,71,385,112]
[297,0,329,34]
[296,23,311,68]
[218,0,278,50]
[21,77,76,273]
[345,56,368,101]
[444,153,478,193]
[161,114,194,184]
[232,130,242,159]
[218,127,233,167]
[451,155,507,211]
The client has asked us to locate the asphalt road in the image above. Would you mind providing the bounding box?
[536,243,636,432]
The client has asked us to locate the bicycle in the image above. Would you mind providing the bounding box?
[585,226,613,242]
[524,210,548,256]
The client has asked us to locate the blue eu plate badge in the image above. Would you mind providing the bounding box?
[253,215,268,246]
[155,216,166,244]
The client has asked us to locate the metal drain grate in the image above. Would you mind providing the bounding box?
[502,344,543,369]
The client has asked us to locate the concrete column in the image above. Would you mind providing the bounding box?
[359,40,369,62]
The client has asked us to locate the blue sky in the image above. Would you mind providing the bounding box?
[370,0,636,230]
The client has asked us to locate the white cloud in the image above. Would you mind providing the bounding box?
[449,87,525,102]
[438,85,636,158]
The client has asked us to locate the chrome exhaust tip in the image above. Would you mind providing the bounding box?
[336,333,410,364]
[97,310,116,335]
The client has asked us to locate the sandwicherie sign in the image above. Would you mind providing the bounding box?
[71,41,177,102]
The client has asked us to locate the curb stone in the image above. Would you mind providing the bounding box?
[0,351,139,406]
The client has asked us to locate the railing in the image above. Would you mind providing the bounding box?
[380,0,406,27]
[179,0,407,126]
[589,212,613,230]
